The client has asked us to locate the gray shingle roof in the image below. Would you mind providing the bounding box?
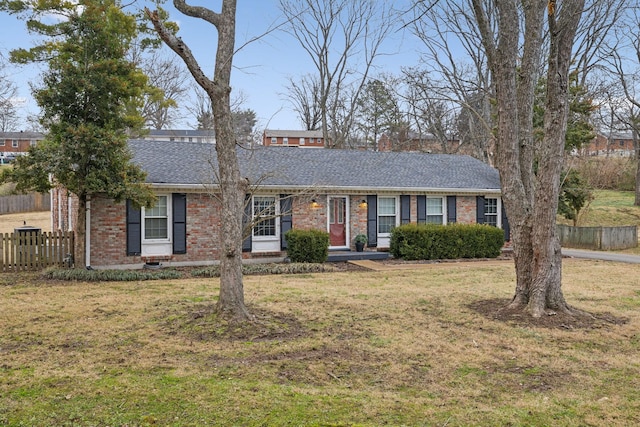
[129,140,500,193]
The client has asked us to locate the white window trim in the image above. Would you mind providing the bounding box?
[12,140,18,148]
[252,195,280,241]
[426,196,447,225]
[251,195,280,253]
[377,196,399,237]
[142,194,172,243]
[283,137,289,145]
[484,197,501,228]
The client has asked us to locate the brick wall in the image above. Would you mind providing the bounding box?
[89,193,225,267]
[456,196,477,224]
[53,190,497,267]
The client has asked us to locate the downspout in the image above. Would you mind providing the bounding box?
[50,186,55,232]
[67,193,72,231]
[85,197,91,268]
[57,189,62,230]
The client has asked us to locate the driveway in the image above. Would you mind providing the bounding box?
[561,248,640,264]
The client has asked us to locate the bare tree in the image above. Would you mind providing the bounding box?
[146,0,250,320]
[605,6,640,205]
[279,0,397,148]
[402,68,471,156]
[407,1,495,163]
[571,0,628,87]
[284,74,322,130]
[0,59,19,132]
[138,51,191,129]
[469,0,586,317]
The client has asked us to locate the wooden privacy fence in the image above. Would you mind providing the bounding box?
[557,224,638,251]
[0,193,51,214]
[0,230,74,272]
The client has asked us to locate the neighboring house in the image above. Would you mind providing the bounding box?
[138,129,215,144]
[263,129,325,147]
[581,133,637,157]
[51,141,506,268]
[0,131,45,163]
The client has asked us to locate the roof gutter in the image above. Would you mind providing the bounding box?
[148,182,501,195]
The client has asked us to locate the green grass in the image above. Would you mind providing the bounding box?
[1,261,639,426]
[557,189,640,254]
[568,190,640,227]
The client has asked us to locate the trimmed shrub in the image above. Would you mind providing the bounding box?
[191,262,337,278]
[390,223,504,260]
[284,229,330,263]
[42,268,183,282]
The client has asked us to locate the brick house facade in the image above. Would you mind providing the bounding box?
[581,133,638,157]
[52,141,505,268]
[0,131,45,163]
[263,129,325,147]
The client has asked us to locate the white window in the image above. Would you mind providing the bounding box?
[0,140,5,146]
[271,137,277,144]
[485,198,498,227]
[253,196,278,237]
[30,140,37,146]
[299,138,305,145]
[426,197,445,224]
[143,195,169,241]
[283,137,289,145]
[12,140,18,148]
[378,197,398,235]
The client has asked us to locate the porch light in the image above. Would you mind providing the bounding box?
[311,199,320,208]
[359,199,368,208]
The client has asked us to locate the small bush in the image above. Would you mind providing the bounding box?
[42,268,183,282]
[284,229,330,263]
[390,223,504,260]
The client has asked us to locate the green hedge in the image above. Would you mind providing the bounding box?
[389,223,504,260]
[284,229,330,263]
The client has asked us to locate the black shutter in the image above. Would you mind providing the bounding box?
[126,200,141,256]
[242,195,252,252]
[367,195,377,247]
[280,194,293,250]
[447,196,457,223]
[476,196,486,224]
[417,195,426,223]
[172,193,187,254]
[400,195,411,224]
[501,200,511,241]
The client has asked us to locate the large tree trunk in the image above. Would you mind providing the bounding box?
[146,0,249,321]
[209,0,249,321]
[473,0,585,317]
[634,133,639,206]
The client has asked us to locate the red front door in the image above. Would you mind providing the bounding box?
[329,197,347,247]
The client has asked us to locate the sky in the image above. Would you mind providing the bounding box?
[0,0,421,132]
